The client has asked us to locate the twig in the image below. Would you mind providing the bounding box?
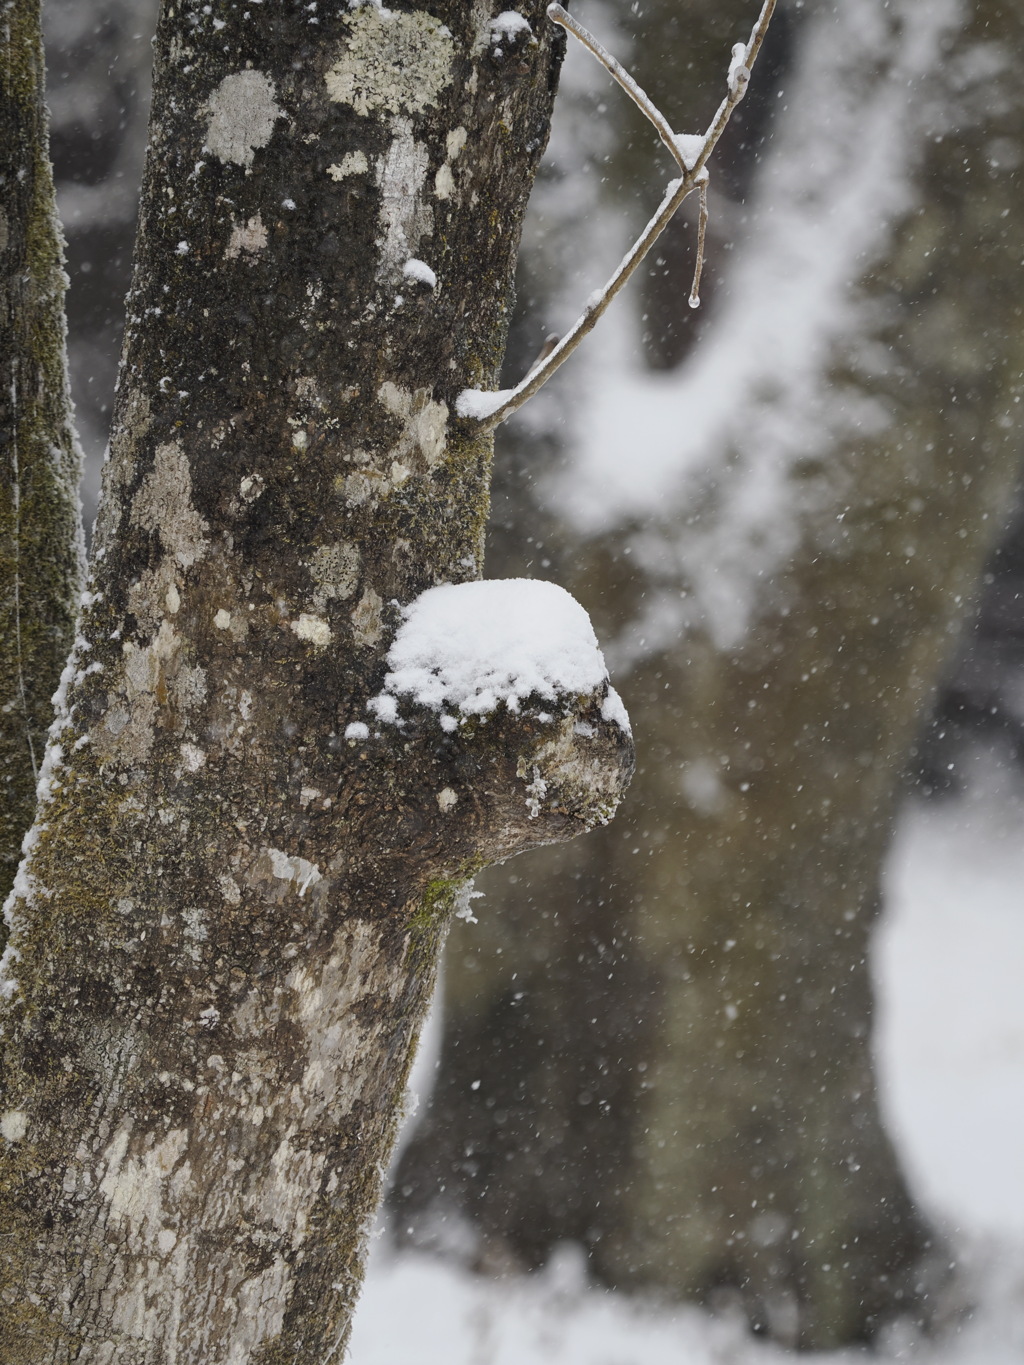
[688,176,709,310]
[546,4,686,172]
[693,0,777,180]
[457,0,777,431]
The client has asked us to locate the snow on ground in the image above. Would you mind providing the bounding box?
[877,757,1024,1243]
[350,758,1024,1364]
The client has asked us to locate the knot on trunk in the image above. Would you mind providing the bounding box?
[356,578,635,868]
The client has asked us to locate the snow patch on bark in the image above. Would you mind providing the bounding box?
[456,388,515,421]
[367,579,627,726]
[490,11,533,43]
[403,257,437,289]
[205,70,283,168]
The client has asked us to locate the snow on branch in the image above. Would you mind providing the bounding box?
[455,0,777,431]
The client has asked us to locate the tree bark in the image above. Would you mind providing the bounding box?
[0,0,83,911]
[0,4,632,1361]
[394,0,1024,1347]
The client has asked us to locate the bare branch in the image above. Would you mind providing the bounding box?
[546,4,686,172]
[457,0,777,430]
[693,0,777,178]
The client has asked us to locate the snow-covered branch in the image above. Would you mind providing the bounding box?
[456,0,777,431]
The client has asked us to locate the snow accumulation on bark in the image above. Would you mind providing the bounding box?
[366,579,630,732]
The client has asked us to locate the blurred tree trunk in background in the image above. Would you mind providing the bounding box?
[394,0,1024,1348]
[41,0,158,524]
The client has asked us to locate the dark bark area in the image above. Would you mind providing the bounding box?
[0,0,83,910]
[394,0,1024,1348]
[0,4,631,1361]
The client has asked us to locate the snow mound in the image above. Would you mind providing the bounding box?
[368,579,627,725]
[455,387,513,421]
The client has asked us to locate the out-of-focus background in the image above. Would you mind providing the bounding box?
[44,1,1024,1359]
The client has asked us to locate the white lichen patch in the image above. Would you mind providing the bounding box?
[327,150,369,179]
[325,6,454,117]
[98,1125,191,1242]
[218,873,242,905]
[434,162,455,199]
[309,541,360,611]
[1,1110,28,1142]
[131,441,209,569]
[437,787,458,812]
[266,848,323,898]
[378,381,448,468]
[214,608,232,630]
[434,126,468,199]
[205,70,283,168]
[291,613,333,647]
[100,620,208,765]
[127,559,182,636]
[351,586,384,648]
[179,743,207,773]
[225,213,268,260]
[283,921,404,1112]
[376,120,433,279]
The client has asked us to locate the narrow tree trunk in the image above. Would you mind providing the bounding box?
[0,4,631,1361]
[395,0,1024,1346]
[0,0,83,911]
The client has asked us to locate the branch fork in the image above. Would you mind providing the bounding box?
[455,0,777,431]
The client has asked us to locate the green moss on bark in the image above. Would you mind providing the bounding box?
[0,0,84,914]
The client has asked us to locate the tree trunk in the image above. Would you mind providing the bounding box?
[0,4,632,1361]
[0,0,83,911]
[394,0,1024,1347]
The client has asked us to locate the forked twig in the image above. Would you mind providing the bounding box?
[548,4,686,172]
[456,0,777,430]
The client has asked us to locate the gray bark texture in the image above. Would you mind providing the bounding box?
[0,3,632,1361]
[0,0,83,910]
[393,0,1024,1348]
